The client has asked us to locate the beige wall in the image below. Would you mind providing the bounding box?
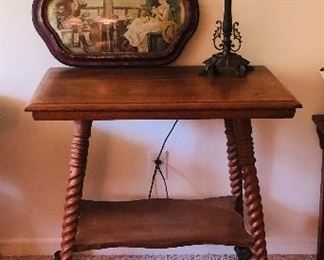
[1,0,324,256]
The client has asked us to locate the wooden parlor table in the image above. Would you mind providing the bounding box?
[25,66,302,260]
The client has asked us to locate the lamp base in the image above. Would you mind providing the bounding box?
[201,52,254,77]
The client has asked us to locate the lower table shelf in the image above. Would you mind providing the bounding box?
[74,196,252,252]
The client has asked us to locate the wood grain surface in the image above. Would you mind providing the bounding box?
[74,196,252,252]
[25,66,301,120]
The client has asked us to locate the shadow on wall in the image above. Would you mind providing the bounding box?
[252,119,318,247]
[0,95,152,254]
[165,120,229,199]
[0,95,72,253]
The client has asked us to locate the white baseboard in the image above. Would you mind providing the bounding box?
[0,239,60,256]
[0,239,239,256]
[0,238,317,256]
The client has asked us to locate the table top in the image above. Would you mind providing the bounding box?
[25,66,302,120]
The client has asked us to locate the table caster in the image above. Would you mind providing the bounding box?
[54,251,61,260]
[235,246,253,260]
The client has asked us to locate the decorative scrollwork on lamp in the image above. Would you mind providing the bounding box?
[213,21,242,53]
[231,22,242,52]
[202,0,253,77]
[213,21,224,51]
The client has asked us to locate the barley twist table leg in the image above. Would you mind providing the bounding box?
[60,121,92,260]
[225,119,253,260]
[224,119,243,215]
[233,119,268,260]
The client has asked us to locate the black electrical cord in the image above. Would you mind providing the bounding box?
[148,161,169,200]
[148,120,179,199]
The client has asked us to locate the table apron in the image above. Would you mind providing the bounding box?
[31,109,297,121]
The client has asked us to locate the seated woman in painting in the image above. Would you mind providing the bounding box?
[124,0,173,53]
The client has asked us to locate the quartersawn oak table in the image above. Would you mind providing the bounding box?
[25,66,302,260]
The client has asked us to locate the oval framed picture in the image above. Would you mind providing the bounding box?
[32,0,199,66]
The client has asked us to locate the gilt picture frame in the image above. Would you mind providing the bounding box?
[32,0,199,66]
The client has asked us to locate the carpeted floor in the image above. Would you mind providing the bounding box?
[0,255,316,260]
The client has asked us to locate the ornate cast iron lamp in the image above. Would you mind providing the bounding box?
[202,0,253,77]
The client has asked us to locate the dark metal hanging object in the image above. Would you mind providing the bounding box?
[202,0,254,77]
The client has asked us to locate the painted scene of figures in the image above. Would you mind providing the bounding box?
[46,0,186,54]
